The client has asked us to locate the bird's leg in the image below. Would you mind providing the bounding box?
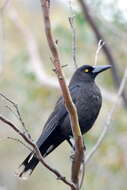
[66,138,76,161]
[82,138,86,151]
[81,141,86,165]
[83,144,86,151]
[67,138,86,162]
[67,138,75,151]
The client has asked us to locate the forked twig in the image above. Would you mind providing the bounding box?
[0,93,31,139]
[0,114,76,189]
[7,137,33,152]
[5,105,19,119]
[94,40,105,66]
[6,6,123,104]
[78,0,127,108]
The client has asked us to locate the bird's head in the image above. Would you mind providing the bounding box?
[70,65,111,84]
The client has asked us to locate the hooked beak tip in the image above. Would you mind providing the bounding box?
[93,65,111,75]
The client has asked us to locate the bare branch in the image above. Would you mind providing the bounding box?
[0,115,76,190]
[85,68,127,163]
[6,7,123,105]
[40,0,84,189]
[94,40,105,66]
[69,0,78,70]
[7,137,33,152]
[78,0,127,109]
[5,105,19,119]
[0,93,31,139]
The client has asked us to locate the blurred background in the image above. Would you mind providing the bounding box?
[0,0,127,190]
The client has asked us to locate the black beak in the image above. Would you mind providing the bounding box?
[92,65,111,76]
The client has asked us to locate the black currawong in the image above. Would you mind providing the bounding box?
[15,64,111,179]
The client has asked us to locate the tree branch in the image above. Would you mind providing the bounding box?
[0,115,76,190]
[1,1,125,189]
[40,0,84,189]
[94,40,105,66]
[78,0,127,109]
[85,68,127,163]
[7,137,33,152]
[0,93,31,139]
[6,6,123,105]
[69,0,78,70]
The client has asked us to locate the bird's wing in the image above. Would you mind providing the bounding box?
[36,85,80,147]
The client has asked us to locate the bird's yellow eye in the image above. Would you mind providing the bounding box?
[84,69,89,72]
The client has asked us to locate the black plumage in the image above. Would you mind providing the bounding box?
[16,64,111,179]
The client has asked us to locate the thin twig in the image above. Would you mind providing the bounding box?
[0,115,76,190]
[5,105,19,119]
[0,93,31,139]
[69,0,78,70]
[85,68,127,163]
[7,137,33,152]
[94,40,105,66]
[78,0,127,109]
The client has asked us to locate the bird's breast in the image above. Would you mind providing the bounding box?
[76,84,102,133]
[60,83,102,137]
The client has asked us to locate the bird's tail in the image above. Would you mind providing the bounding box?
[15,153,39,180]
[15,133,65,180]
[15,142,58,180]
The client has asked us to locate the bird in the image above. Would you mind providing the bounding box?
[16,64,111,179]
